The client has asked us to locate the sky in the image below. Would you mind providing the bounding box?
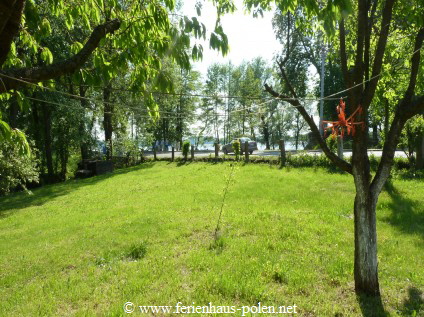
[182,0,283,77]
[181,0,320,138]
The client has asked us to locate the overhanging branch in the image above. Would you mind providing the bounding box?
[264,82,353,175]
[0,19,121,93]
[0,0,25,66]
[363,0,395,108]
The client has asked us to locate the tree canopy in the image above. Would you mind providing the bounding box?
[0,0,235,144]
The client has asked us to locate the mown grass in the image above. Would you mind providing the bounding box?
[0,162,423,316]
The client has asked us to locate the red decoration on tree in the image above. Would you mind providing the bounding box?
[322,98,365,138]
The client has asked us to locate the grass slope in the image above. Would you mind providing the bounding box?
[0,162,423,316]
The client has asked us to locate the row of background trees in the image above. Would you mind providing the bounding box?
[1,2,423,189]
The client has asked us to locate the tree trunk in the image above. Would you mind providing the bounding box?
[41,103,54,181]
[372,124,378,146]
[242,103,246,135]
[250,126,255,140]
[384,99,390,138]
[58,131,69,181]
[103,84,113,159]
[416,134,424,169]
[352,131,380,296]
[8,98,19,129]
[295,114,300,150]
[0,0,25,67]
[295,131,299,151]
[177,96,183,147]
[261,115,270,150]
[79,85,89,160]
[31,102,46,173]
[353,187,380,295]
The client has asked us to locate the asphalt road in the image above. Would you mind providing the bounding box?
[143,149,407,158]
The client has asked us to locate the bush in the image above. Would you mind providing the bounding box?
[182,140,190,160]
[287,152,332,169]
[325,135,337,154]
[393,157,411,170]
[232,140,241,160]
[114,137,139,166]
[0,140,39,195]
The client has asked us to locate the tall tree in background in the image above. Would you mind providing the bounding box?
[272,11,311,149]
[202,64,226,143]
[0,0,234,142]
[273,8,345,123]
[148,64,201,150]
[200,59,273,144]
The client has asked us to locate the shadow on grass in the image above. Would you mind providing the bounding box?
[401,287,423,316]
[357,294,388,317]
[383,181,424,240]
[0,162,155,218]
[176,160,193,167]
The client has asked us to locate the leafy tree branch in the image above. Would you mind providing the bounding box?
[0,19,121,93]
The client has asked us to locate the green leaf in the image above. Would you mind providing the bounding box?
[93,54,102,68]
[12,129,31,156]
[71,42,84,54]
[40,18,52,36]
[196,2,202,16]
[83,14,91,30]
[0,120,12,141]
[65,11,74,30]
[10,42,16,56]
[40,47,53,64]
[15,91,30,112]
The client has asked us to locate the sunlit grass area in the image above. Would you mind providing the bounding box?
[1,162,423,316]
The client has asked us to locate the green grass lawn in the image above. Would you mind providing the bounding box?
[1,162,423,316]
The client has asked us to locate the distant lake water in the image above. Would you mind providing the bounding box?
[197,141,304,151]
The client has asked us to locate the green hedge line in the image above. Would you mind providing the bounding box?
[135,152,420,176]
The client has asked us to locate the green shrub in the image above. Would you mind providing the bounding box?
[325,135,337,154]
[232,140,241,160]
[369,154,379,171]
[0,140,39,195]
[393,157,411,170]
[114,137,139,166]
[287,152,331,168]
[182,141,190,160]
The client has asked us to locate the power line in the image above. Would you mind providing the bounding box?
[0,72,341,104]
[78,85,343,101]
[25,94,277,121]
[0,73,179,115]
[25,96,199,119]
[78,85,275,100]
[1,42,422,117]
[25,93,260,119]
[0,71,336,121]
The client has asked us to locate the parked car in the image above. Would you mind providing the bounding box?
[222,137,258,154]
